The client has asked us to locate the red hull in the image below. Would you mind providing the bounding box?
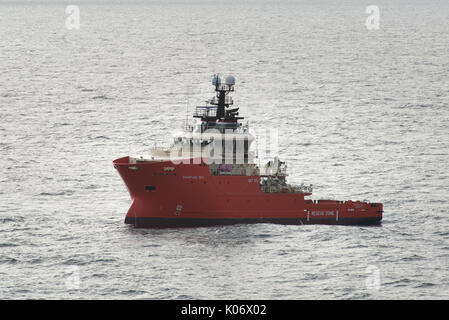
[113,156,383,228]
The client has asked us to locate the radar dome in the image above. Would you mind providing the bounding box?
[212,74,222,86]
[225,75,236,86]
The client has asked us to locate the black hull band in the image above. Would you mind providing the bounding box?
[125,217,382,228]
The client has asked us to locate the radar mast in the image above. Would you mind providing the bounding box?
[193,74,243,130]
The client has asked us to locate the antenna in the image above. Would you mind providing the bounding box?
[255,128,260,168]
[184,84,190,131]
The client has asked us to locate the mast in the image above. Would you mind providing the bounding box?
[193,74,243,132]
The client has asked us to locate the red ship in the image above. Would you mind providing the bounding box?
[113,75,383,227]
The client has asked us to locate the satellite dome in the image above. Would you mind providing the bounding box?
[212,74,222,86]
[225,75,236,86]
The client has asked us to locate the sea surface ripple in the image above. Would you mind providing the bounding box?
[0,0,448,299]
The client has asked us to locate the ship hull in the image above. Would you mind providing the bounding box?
[114,156,383,228]
[124,217,382,228]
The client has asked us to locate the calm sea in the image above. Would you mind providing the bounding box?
[0,0,448,299]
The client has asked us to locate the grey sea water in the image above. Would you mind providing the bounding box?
[1,0,449,299]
